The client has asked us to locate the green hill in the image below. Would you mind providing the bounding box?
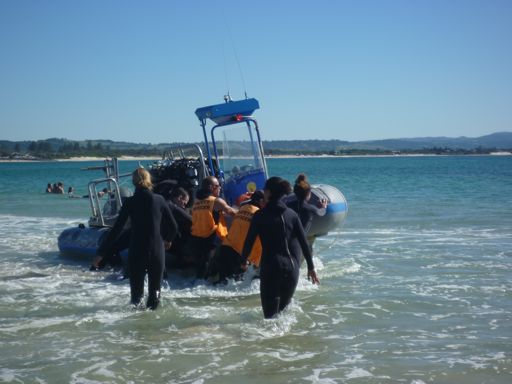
[1,132,511,159]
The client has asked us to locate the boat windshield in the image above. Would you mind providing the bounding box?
[212,121,267,205]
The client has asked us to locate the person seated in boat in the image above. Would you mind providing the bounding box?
[165,187,193,267]
[98,187,109,198]
[96,168,178,310]
[286,173,327,254]
[189,176,236,278]
[207,190,265,284]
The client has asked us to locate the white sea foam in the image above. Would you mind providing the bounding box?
[165,275,260,299]
[0,214,82,255]
[70,360,118,384]
[253,349,319,362]
[1,315,79,334]
[303,367,340,384]
[316,258,361,279]
[345,367,373,379]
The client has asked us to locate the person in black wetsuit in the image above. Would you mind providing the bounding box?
[287,173,327,253]
[97,168,178,310]
[242,176,320,319]
[168,187,192,236]
[165,187,193,267]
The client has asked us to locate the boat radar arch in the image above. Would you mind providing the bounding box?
[195,97,259,126]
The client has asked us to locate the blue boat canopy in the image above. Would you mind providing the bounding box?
[195,98,260,125]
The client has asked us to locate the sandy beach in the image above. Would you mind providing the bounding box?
[58,156,162,162]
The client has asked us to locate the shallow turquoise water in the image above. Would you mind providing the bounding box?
[0,156,511,383]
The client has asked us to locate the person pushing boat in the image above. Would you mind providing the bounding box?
[189,176,236,278]
[242,176,319,319]
[207,190,265,283]
[97,168,178,310]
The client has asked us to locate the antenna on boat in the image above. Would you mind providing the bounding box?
[224,93,232,103]
[221,4,248,100]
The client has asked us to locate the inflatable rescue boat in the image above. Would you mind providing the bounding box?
[58,97,348,264]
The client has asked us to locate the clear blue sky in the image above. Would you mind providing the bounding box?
[1,0,511,143]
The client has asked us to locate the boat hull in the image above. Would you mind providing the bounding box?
[58,225,111,260]
[310,184,348,237]
[58,187,347,262]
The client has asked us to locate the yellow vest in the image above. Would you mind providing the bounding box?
[223,204,262,266]
[191,195,228,240]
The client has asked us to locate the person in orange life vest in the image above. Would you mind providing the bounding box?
[207,190,265,283]
[190,176,236,278]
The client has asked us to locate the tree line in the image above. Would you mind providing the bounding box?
[1,139,164,159]
[1,138,510,160]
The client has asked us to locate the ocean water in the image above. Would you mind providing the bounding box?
[0,156,511,383]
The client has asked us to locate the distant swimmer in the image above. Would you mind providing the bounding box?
[67,186,81,199]
[82,188,109,199]
[46,182,66,194]
[242,177,319,319]
[52,182,64,194]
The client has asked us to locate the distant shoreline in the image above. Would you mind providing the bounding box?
[1,152,511,163]
[0,156,162,163]
[56,155,163,162]
[266,152,512,158]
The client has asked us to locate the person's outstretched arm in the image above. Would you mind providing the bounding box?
[294,215,320,284]
[161,200,178,249]
[241,213,260,263]
[97,201,130,256]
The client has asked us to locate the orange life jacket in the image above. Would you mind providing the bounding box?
[191,195,228,240]
[223,204,262,266]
